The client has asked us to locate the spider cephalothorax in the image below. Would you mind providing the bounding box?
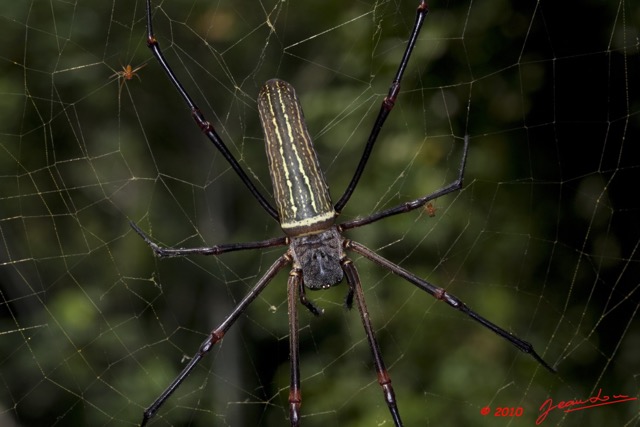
[290,227,344,290]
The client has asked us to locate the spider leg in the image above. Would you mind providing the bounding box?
[297,279,324,316]
[288,270,303,426]
[340,135,469,232]
[131,63,147,80]
[346,240,557,373]
[130,221,287,258]
[140,254,291,426]
[341,258,404,427]
[145,0,278,220]
[335,1,429,213]
[118,77,127,97]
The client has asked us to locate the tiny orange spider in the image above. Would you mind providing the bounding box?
[425,202,437,217]
[110,63,147,93]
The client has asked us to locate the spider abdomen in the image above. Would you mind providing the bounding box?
[258,79,336,236]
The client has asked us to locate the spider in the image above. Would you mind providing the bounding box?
[425,202,437,217]
[110,63,147,95]
[133,1,555,425]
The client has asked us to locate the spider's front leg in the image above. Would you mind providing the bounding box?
[140,254,291,426]
[287,269,303,426]
[341,257,404,427]
[346,240,557,374]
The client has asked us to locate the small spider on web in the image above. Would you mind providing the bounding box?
[425,202,437,217]
[109,63,147,96]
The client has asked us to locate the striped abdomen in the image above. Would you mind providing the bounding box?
[257,79,336,236]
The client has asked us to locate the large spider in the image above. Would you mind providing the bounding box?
[133,1,555,425]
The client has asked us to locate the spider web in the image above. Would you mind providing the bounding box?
[1,0,638,426]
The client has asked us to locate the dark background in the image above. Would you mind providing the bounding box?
[0,1,638,426]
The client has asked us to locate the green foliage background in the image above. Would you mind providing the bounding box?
[0,1,638,426]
